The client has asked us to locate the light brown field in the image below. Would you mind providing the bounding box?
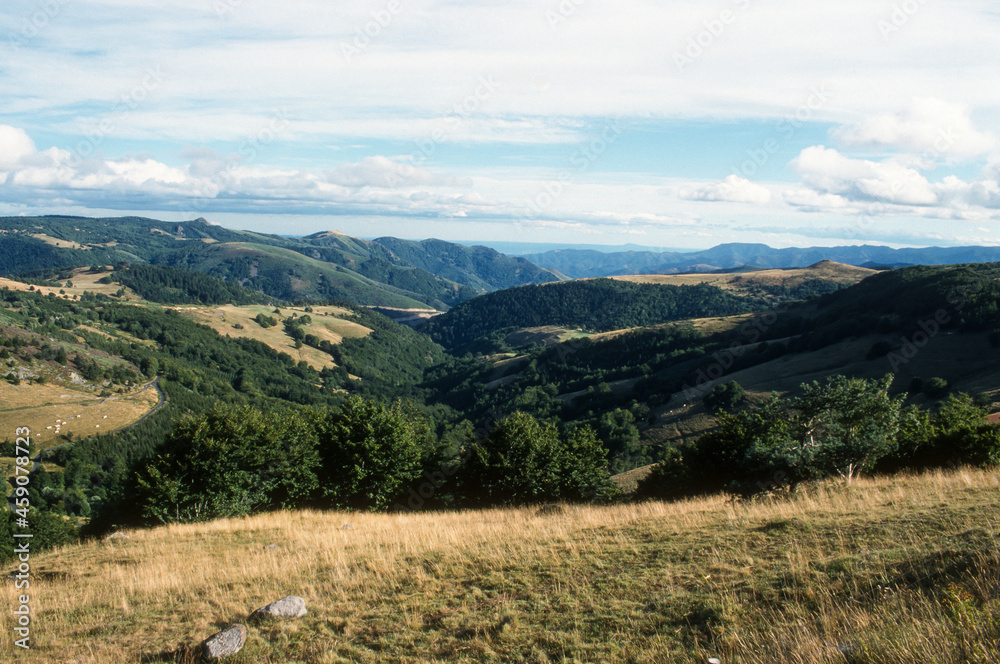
[0,466,996,662]
[0,380,161,450]
[29,234,87,250]
[174,305,371,371]
[610,260,878,294]
[0,268,140,302]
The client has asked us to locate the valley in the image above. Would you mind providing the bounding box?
[2,216,1000,661]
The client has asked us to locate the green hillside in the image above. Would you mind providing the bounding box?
[372,236,563,291]
[424,278,767,351]
[0,216,556,308]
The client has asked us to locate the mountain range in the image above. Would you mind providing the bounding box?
[520,243,1000,278]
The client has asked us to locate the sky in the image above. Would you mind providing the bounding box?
[1,0,1000,250]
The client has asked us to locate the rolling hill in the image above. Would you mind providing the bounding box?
[423,262,1000,470]
[0,216,561,308]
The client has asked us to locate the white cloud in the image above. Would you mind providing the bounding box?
[678,175,772,204]
[0,125,37,170]
[791,146,938,206]
[326,156,472,188]
[788,145,1000,221]
[832,98,996,160]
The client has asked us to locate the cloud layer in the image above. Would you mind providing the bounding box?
[1,1,999,247]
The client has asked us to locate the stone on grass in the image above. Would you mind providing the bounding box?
[202,623,247,660]
[252,595,307,619]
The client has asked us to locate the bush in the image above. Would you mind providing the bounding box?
[457,412,614,506]
[702,380,746,411]
[640,375,904,497]
[924,377,950,399]
[134,405,320,523]
[314,397,431,511]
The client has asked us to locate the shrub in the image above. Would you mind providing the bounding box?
[702,380,746,411]
[924,377,950,399]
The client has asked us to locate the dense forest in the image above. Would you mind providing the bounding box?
[425,279,765,351]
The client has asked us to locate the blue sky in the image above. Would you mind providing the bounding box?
[2,0,1000,249]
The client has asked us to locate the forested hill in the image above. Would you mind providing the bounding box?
[0,216,557,308]
[371,236,562,291]
[424,279,764,350]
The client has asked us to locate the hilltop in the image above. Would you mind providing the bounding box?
[610,260,877,298]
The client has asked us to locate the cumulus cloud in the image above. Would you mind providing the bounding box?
[0,125,37,170]
[678,175,772,204]
[0,127,497,221]
[832,98,996,161]
[787,145,1000,220]
[791,146,938,206]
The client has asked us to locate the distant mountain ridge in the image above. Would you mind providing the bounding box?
[0,216,561,308]
[522,243,1000,278]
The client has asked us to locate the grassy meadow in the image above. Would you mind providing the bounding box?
[1,466,998,663]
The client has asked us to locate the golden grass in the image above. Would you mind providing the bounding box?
[610,262,878,294]
[29,234,87,250]
[1,466,997,662]
[0,380,161,450]
[173,305,371,372]
[0,268,142,302]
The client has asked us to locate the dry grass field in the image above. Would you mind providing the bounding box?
[1,466,997,662]
[0,268,142,302]
[0,379,161,450]
[610,261,878,296]
[174,305,371,372]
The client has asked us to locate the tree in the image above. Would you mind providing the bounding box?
[314,396,428,511]
[792,374,903,482]
[559,425,618,502]
[702,380,746,411]
[596,408,648,473]
[134,405,320,523]
[933,394,1000,467]
[457,412,614,506]
[684,393,792,493]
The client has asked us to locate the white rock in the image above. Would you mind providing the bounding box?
[202,624,247,659]
[253,596,307,618]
